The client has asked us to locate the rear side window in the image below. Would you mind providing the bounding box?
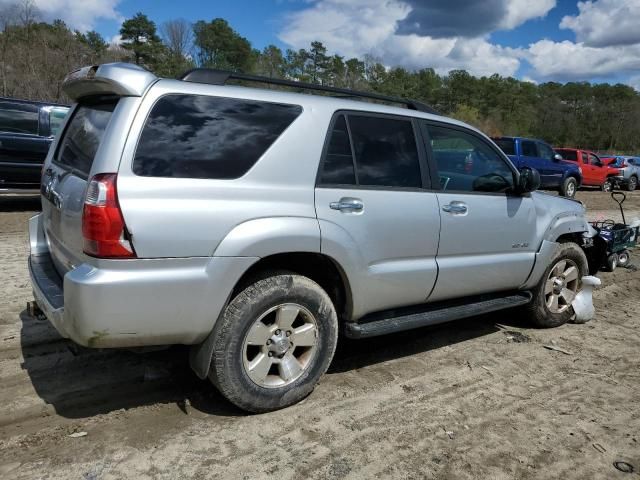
[348,115,421,188]
[0,103,39,135]
[493,138,515,156]
[133,94,302,179]
[55,100,117,177]
[521,141,537,157]
[538,143,554,160]
[319,115,356,185]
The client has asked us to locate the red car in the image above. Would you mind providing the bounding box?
[554,148,620,191]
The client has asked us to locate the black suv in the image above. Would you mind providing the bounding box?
[0,97,69,191]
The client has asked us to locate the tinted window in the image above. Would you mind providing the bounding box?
[0,104,38,135]
[493,138,515,155]
[521,140,538,157]
[628,158,636,165]
[348,115,421,188]
[581,152,589,164]
[557,149,577,161]
[319,115,356,185]
[427,124,514,193]
[133,94,302,179]
[49,107,69,137]
[588,153,601,166]
[55,100,116,177]
[538,143,554,160]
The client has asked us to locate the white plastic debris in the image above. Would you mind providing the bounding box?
[68,431,88,438]
[572,276,601,323]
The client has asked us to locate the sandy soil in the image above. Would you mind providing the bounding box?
[0,191,638,480]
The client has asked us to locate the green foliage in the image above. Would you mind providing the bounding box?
[119,12,164,67]
[193,18,252,71]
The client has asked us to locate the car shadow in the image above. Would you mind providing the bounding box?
[0,195,41,212]
[20,307,528,419]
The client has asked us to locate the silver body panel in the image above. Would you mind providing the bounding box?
[29,63,595,350]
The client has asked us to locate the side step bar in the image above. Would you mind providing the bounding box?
[344,292,532,339]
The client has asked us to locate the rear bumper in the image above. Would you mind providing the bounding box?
[28,215,258,348]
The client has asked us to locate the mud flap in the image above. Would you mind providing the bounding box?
[572,276,601,323]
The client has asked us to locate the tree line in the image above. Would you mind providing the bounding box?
[1,1,639,153]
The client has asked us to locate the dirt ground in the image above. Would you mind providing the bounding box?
[0,191,639,480]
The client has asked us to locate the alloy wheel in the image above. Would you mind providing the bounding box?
[544,259,580,313]
[242,303,318,388]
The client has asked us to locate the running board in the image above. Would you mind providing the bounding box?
[344,292,532,339]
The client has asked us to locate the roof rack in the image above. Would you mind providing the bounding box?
[179,68,439,115]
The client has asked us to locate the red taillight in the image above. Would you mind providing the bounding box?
[82,173,136,258]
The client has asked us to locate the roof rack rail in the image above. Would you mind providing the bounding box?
[179,68,439,115]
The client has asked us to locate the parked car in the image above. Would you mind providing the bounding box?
[553,148,620,192]
[599,156,640,191]
[492,136,582,197]
[29,63,604,413]
[0,97,69,191]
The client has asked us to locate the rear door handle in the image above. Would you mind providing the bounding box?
[330,198,364,213]
[442,201,468,215]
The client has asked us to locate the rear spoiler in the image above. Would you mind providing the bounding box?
[62,63,158,101]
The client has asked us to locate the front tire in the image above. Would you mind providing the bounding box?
[626,176,637,192]
[560,177,577,198]
[525,242,588,328]
[601,178,613,192]
[209,273,338,413]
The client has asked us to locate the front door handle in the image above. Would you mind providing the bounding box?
[330,198,364,213]
[442,201,468,215]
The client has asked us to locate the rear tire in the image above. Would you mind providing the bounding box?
[560,177,577,198]
[524,242,588,328]
[209,272,338,413]
[626,176,637,191]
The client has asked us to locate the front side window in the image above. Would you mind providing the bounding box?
[427,124,514,193]
[521,141,538,157]
[538,143,554,161]
[581,152,589,164]
[133,94,302,179]
[55,100,117,177]
[588,153,601,166]
[0,104,39,135]
[348,115,421,188]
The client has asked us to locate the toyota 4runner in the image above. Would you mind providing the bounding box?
[28,63,604,412]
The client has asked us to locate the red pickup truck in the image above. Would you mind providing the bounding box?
[554,148,620,191]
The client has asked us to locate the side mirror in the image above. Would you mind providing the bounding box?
[553,153,563,162]
[517,167,541,194]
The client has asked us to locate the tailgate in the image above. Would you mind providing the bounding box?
[41,99,117,276]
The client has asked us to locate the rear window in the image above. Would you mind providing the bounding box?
[133,94,302,179]
[493,138,515,156]
[55,100,117,178]
[0,103,39,135]
[557,150,577,161]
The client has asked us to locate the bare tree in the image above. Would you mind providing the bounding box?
[160,18,192,58]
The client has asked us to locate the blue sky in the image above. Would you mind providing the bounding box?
[16,0,640,88]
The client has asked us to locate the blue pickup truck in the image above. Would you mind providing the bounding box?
[492,136,582,197]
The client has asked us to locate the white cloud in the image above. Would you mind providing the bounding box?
[500,0,555,29]
[526,39,640,80]
[560,0,640,47]
[0,0,123,32]
[278,0,539,77]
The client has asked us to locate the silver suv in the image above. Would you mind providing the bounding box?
[605,156,640,191]
[28,63,603,412]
